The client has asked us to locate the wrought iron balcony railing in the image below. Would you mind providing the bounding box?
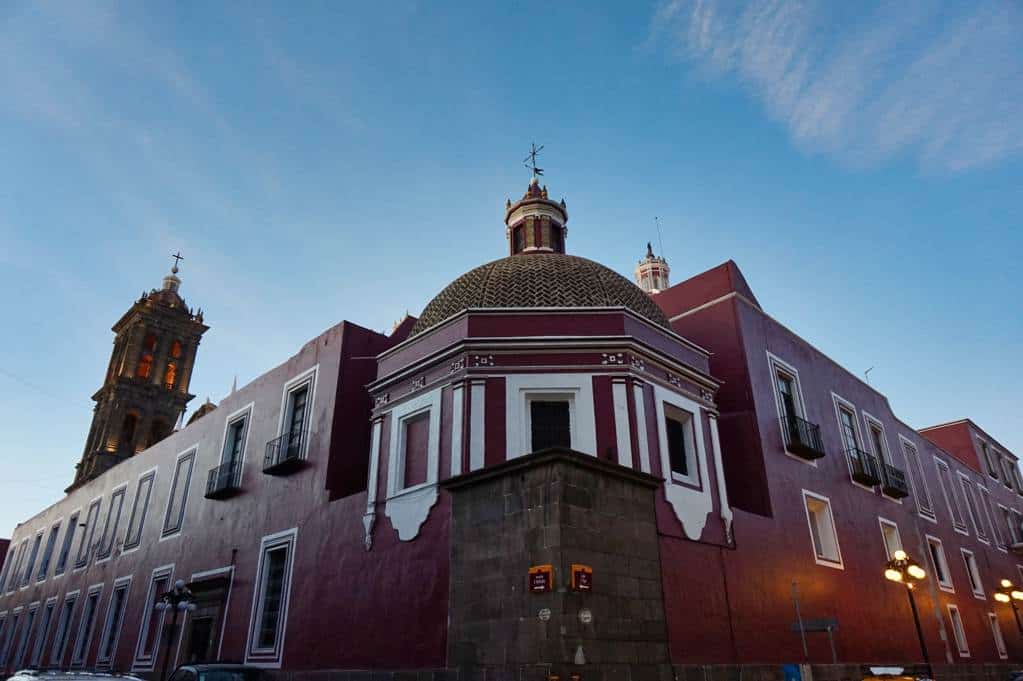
[264,429,307,475]
[205,461,242,499]
[780,415,826,461]
[847,447,882,486]
[881,462,911,499]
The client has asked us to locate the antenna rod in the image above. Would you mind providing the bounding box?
[654,216,665,260]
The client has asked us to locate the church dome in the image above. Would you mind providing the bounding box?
[409,253,672,336]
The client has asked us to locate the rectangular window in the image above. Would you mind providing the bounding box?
[1000,505,1020,546]
[927,535,954,592]
[283,383,310,458]
[981,487,1005,548]
[0,548,14,593]
[901,439,934,518]
[879,518,902,559]
[124,471,156,550]
[7,540,27,593]
[802,491,842,568]
[400,411,431,488]
[989,612,1008,659]
[75,499,102,568]
[21,532,43,588]
[12,604,36,668]
[0,610,20,668]
[37,522,60,581]
[981,441,1000,480]
[935,459,968,532]
[958,475,987,542]
[947,605,970,657]
[97,487,126,560]
[1001,455,1015,490]
[530,399,571,452]
[55,511,80,575]
[70,584,102,667]
[50,591,79,666]
[223,415,248,468]
[838,407,859,452]
[163,451,196,536]
[868,422,889,465]
[247,529,297,663]
[30,598,56,667]
[96,577,131,667]
[961,549,984,598]
[664,404,697,482]
[134,567,171,668]
[775,371,800,420]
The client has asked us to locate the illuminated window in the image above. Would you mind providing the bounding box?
[163,362,177,390]
[136,333,157,379]
[170,340,182,358]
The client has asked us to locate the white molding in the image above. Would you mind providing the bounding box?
[957,472,989,543]
[934,456,970,535]
[95,574,132,668]
[384,388,442,541]
[633,383,651,474]
[187,565,235,664]
[612,379,632,468]
[877,516,902,559]
[121,468,158,556]
[767,351,817,468]
[960,548,985,600]
[132,563,174,671]
[947,604,971,658]
[469,381,486,472]
[69,581,104,668]
[988,612,1008,659]
[363,419,383,550]
[831,392,874,493]
[450,383,465,476]
[926,534,955,593]
[505,373,597,458]
[801,489,844,569]
[654,385,712,540]
[245,527,298,668]
[708,414,733,541]
[160,447,197,541]
[898,434,936,521]
[217,401,255,487]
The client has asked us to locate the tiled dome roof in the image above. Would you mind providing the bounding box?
[409,254,672,336]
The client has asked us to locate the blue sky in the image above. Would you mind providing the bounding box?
[1,0,1020,535]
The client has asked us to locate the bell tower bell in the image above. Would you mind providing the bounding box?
[68,255,208,491]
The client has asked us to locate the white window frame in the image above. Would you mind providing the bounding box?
[767,352,815,466]
[0,606,21,668]
[161,448,196,539]
[878,517,903,560]
[505,373,597,458]
[70,582,103,668]
[988,612,1008,659]
[122,468,157,554]
[96,575,132,668]
[187,565,235,664]
[998,504,1020,547]
[802,490,843,569]
[934,457,969,535]
[96,483,128,562]
[36,519,62,583]
[275,366,319,461]
[898,435,935,521]
[54,507,82,577]
[218,402,255,485]
[245,527,298,668]
[832,393,871,492]
[957,473,988,543]
[7,539,27,593]
[74,496,103,570]
[30,596,57,667]
[982,485,1006,551]
[50,589,80,665]
[21,530,44,589]
[12,601,38,669]
[947,604,970,657]
[960,548,984,599]
[132,564,173,671]
[661,401,700,487]
[926,534,954,593]
[394,405,435,492]
[979,439,1000,480]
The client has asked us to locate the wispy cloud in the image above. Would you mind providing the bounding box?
[650,0,1023,171]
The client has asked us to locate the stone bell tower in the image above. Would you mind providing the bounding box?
[69,255,208,491]
[635,242,670,294]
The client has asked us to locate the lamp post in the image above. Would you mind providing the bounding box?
[993,579,1023,634]
[884,549,931,679]
[155,579,197,681]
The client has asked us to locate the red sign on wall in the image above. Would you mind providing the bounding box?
[571,564,593,592]
[529,564,553,593]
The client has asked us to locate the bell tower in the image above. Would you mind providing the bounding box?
[68,255,208,491]
[635,242,670,294]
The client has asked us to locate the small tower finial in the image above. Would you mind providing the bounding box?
[170,251,184,274]
[523,142,544,179]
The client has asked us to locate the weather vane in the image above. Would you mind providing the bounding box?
[523,142,544,178]
[171,251,184,274]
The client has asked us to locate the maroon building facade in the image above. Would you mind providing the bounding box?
[0,178,1020,681]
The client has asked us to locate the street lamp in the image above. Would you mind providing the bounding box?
[155,578,197,681]
[884,549,931,679]
[993,579,1023,634]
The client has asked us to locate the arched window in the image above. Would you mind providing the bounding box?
[136,333,157,379]
[164,362,177,390]
[170,340,182,359]
[514,226,526,253]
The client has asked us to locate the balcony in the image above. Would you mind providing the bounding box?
[847,447,882,486]
[205,462,241,499]
[780,415,826,461]
[264,430,306,475]
[881,463,911,499]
